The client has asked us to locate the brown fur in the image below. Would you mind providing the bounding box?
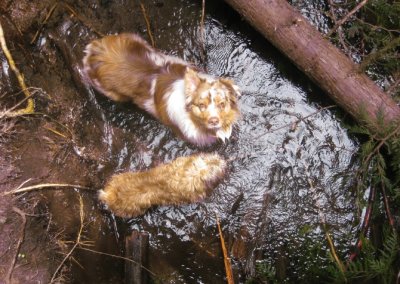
[98,153,227,218]
[83,33,159,104]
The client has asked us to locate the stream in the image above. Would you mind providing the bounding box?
[2,0,360,283]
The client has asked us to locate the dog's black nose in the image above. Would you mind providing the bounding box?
[208,117,220,126]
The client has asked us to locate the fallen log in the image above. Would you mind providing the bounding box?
[224,0,400,133]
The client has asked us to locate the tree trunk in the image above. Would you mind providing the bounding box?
[224,0,400,132]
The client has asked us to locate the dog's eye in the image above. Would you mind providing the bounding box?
[219,102,226,109]
[198,103,206,111]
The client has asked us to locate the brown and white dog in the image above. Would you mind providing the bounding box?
[98,153,227,218]
[82,33,240,146]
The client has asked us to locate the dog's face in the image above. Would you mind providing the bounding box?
[184,69,240,141]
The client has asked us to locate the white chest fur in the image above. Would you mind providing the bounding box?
[164,80,217,146]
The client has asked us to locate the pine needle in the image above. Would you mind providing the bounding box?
[140,3,155,47]
[324,224,346,275]
[216,213,234,284]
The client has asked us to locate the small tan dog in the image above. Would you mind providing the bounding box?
[82,33,240,146]
[98,153,227,218]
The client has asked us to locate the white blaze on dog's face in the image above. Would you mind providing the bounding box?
[184,68,240,139]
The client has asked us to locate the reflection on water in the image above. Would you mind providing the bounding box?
[31,0,360,282]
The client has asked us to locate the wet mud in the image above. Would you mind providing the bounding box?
[0,0,360,283]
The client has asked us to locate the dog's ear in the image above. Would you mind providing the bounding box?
[220,78,241,98]
[184,68,201,96]
[220,78,241,110]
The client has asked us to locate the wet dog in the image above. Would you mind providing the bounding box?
[82,33,240,146]
[98,153,227,218]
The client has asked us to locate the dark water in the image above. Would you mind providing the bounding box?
[9,0,361,282]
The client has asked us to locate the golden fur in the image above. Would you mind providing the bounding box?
[82,33,240,146]
[98,153,227,218]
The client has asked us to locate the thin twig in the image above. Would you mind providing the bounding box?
[50,195,84,283]
[6,207,27,284]
[327,0,352,57]
[200,0,207,64]
[254,105,336,140]
[76,247,158,277]
[30,2,58,44]
[140,3,155,48]
[327,0,368,37]
[0,20,34,116]
[3,183,92,196]
[380,176,395,230]
[31,2,104,44]
[44,126,69,139]
[62,3,104,37]
[200,0,206,43]
[215,213,234,284]
[34,112,74,138]
[359,37,400,71]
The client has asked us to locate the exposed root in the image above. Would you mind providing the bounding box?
[6,207,27,284]
[2,182,93,196]
[140,3,155,48]
[0,21,34,117]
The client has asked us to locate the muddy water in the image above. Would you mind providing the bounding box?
[4,0,360,283]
